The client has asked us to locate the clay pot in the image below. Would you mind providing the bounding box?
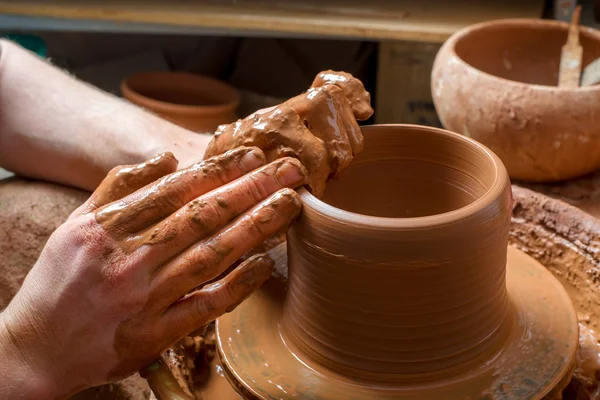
[432,19,600,182]
[284,124,513,378]
[121,72,239,133]
[216,125,577,399]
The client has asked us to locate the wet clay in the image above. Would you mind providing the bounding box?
[215,125,578,400]
[432,19,600,182]
[510,186,600,399]
[94,146,267,253]
[566,323,600,399]
[90,152,178,212]
[518,169,600,397]
[204,70,373,197]
[520,171,600,220]
[284,124,513,378]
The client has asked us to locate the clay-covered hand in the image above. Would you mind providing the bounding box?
[0,148,306,398]
[203,70,374,197]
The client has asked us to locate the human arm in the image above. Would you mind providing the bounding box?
[0,147,307,398]
[0,39,210,191]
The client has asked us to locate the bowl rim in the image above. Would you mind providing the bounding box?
[440,18,600,93]
[120,71,240,115]
[298,123,509,231]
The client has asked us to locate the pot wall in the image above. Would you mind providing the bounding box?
[282,124,513,379]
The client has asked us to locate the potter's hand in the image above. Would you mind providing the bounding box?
[0,147,306,399]
[203,70,373,197]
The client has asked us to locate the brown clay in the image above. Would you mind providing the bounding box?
[121,72,240,133]
[519,171,600,220]
[204,70,373,197]
[311,70,374,121]
[284,124,514,379]
[86,152,178,215]
[509,185,600,399]
[204,106,330,196]
[432,19,600,182]
[94,146,267,251]
[216,125,578,399]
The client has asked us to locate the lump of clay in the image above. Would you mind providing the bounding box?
[204,70,373,197]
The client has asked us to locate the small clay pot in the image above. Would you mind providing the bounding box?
[432,19,600,182]
[121,71,240,133]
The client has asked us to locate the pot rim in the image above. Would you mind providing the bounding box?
[299,124,509,231]
[440,18,600,93]
[120,71,240,115]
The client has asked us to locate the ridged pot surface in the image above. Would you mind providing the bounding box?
[282,124,513,380]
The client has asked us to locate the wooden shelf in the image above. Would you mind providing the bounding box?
[0,0,545,42]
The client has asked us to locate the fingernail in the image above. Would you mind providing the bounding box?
[238,149,266,172]
[275,160,308,187]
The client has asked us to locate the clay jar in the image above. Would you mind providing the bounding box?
[121,71,239,133]
[283,124,513,380]
[432,19,600,182]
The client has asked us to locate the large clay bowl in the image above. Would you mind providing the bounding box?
[432,19,600,182]
[121,72,240,133]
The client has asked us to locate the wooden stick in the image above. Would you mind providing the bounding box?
[558,5,583,88]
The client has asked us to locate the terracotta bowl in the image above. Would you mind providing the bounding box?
[432,19,600,182]
[121,72,240,133]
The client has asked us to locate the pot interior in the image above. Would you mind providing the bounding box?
[321,125,497,218]
[453,20,600,86]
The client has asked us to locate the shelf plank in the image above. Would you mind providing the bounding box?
[0,0,545,42]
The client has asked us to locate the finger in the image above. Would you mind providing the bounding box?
[322,85,364,158]
[131,157,307,265]
[286,87,353,172]
[311,70,374,121]
[95,146,266,236]
[150,188,301,307]
[161,253,274,336]
[69,152,178,219]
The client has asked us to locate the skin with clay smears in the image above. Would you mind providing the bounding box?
[203,70,374,197]
[0,146,306,398]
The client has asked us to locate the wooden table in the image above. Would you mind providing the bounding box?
[0,0,545,122]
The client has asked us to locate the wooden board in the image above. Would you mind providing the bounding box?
[376,41,442,124]
[0,0,545,42]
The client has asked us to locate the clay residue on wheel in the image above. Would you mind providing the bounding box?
[511,185,600,399]
[519,171,600,219]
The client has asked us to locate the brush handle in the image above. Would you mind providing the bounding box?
[567,5,582,45]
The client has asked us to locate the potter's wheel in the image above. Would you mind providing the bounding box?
[0,177,597,399]
[215,243,578,399]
